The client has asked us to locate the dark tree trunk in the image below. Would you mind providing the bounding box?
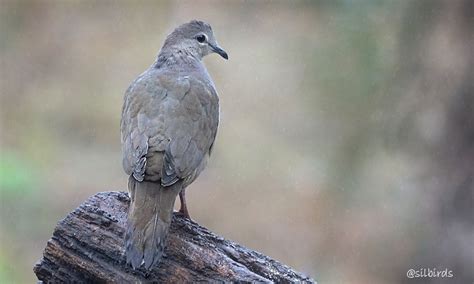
[33,191,315,283]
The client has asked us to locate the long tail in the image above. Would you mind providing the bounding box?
[125,177,182,270]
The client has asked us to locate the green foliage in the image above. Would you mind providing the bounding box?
[0,151,36,196]
[0,253,16,284]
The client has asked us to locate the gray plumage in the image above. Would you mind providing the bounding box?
[120,20,227,270]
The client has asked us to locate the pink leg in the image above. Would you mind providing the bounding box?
[179,188,191,219]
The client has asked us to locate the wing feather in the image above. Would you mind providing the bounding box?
[121,69,219,185]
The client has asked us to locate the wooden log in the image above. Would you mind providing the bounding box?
[33,191,315,283]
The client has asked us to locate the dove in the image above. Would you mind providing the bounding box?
[120,20,227,269]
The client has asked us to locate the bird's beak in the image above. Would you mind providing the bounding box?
[210,43,228,60]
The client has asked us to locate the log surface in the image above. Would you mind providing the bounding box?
[34,191,315,283]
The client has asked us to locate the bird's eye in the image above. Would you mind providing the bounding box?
[196,34,206,43]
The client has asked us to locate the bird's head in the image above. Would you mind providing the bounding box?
[162,20,228,60]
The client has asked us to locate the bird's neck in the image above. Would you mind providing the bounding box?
[154,46,203,71]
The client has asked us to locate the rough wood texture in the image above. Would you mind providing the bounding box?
[34,191,315,283]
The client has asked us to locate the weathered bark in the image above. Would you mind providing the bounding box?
[34,191,315,283]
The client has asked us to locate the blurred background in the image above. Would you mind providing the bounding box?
[1,0,472,283]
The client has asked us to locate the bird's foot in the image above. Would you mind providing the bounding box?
[178,208,191,219]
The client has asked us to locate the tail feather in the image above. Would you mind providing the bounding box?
[125,178,181,269]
